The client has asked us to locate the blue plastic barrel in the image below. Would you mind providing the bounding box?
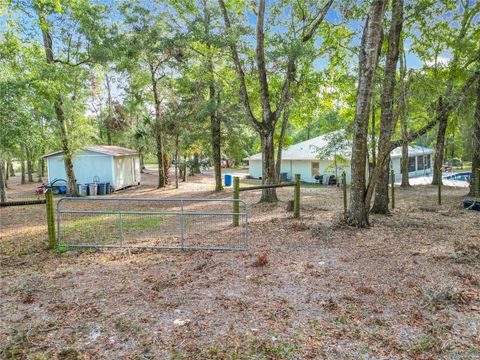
[224,174,232,187]
[97,183,106,195]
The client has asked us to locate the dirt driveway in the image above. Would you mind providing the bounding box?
[1,170,479,359]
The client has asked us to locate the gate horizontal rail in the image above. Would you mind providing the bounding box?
[56,197,248,251]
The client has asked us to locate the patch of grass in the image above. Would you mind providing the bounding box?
[122,215,174,230]
[114,317,141,335]
[411,335,437,354]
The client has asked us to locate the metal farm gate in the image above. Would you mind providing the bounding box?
[56,197,248,251]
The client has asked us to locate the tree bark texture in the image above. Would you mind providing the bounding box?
[370,157,390,213]
[275,107,290,182]
[8,161,15,177]
[0,160,6,203]
[150,70,166,189]
[347,0,387,227]
[202,2,222,191]
[26,147,34,183]
[432,97,448,185]
[38,11,78,196]
[368,0,404,215]
[469,74,480,197]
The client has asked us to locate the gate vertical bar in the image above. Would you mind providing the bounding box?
[180,199,185,249]
[56,197,61,247]
[118,199,123,246]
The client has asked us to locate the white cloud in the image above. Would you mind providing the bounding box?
[425,56,450,67]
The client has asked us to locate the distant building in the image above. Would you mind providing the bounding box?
[42,145,141,191]
[246,132,433,184]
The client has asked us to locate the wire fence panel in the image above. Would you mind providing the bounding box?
[56,197,248,251]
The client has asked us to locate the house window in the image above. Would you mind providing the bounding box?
[417,155,425,170]
[425,154,431,169]
[311,162,319,176]
[408,157,416,172]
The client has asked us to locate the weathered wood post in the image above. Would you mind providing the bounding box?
[45,189,57,249]
[342,171,347,215]
[390,169,395,210]
[233,176,240,226]
[294,174,301,218]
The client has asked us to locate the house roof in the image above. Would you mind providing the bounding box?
[246,131,351,161]
[42,145,139,158]
[246,131,433,161]
[390,145,433,158]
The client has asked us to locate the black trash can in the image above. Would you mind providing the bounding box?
[97,183,106,195]
[105,182,111,194]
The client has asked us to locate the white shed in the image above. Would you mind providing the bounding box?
[42,145,141,191]
[246,132,434,184]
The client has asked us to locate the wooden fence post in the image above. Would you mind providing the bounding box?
[342,171,347,215]
[45,189,57,249]
[233,176,239,226]
[294,174,300,218]
[390,169,395,210]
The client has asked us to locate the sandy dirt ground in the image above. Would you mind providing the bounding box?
[0,170,479,359]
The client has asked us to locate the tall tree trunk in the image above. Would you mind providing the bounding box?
[26,147,34,183]
[175,134,179,189]
[193,153,201,174]
[37,10,78,196]
[204,3,223,192]
[37,159,43,182]
[400,137,410,187]
[182,154,187,182]
[469,75,480,197]
[5,161,9,182]
[105,67,113,145]
[8,160,15,177]
[371,157,390,213]
[163,154,169,185]
[218,0,332,203]
[0,160,6,203]
[348,0,387,227]
[260,128,278,202]
[20,144,26,185]
[369,0,404,215]
[432,97,448,185]
[275,107,289,182]
[150,68,165,189]
[370,102,376,168]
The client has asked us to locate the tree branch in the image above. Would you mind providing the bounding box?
[218,0,261,131]
[256,0,272,119]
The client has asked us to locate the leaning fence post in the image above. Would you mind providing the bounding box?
[294,174,300,218]
[342,171,347,215]
[390,169,395,210]
[45,189,56,249]
[233,176,240,226]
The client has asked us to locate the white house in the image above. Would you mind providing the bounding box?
[42,145,141,191]
[390,145,433,181]
[246,132,433,184]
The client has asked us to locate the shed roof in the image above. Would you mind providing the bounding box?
[42,145,139,158]
[246,131,433,161]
